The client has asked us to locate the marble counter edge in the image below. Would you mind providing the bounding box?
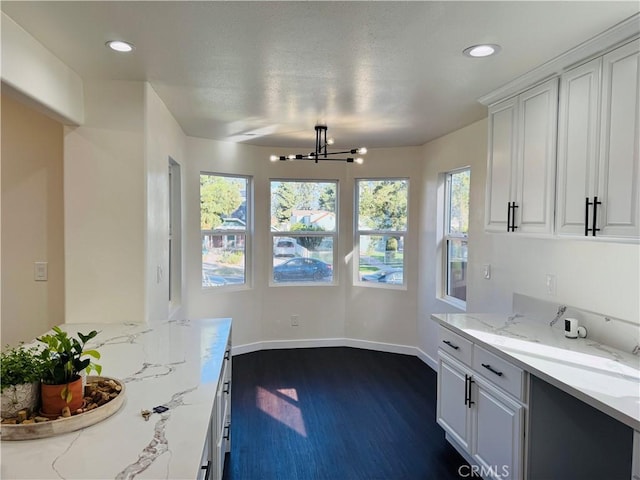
[431,313,640,432]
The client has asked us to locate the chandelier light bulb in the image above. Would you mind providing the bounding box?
[358,147,367,154]
[327,138,335,146]
[270,155,279,162]
[355,157,364,164]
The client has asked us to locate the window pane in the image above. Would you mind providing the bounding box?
[200,174,248,288]
[448,170,470,236]
[358,234,404,284]
[358,180,407,231]
[270,181,336,232]
[272,236,334,283]
[202,234,246,287]
[446,239,467,301]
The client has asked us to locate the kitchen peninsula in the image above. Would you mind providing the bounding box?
[0,317,232,480]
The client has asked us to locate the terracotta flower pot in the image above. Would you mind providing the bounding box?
[1,382,39,418]
[40,376,84,418]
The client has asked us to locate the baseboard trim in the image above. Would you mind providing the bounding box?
[232,338,437,371]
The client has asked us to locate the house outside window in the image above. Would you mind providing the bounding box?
[200,173,250,288]
[270,180,337,284]
[443,168,470,305]
[355,179,408,288]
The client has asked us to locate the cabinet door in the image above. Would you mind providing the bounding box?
[437,355,472,451]
[471,378,524,480]
[485,97,518,232]
[515,78,558,234]
[597,39,640,238]
[556,58,602,235]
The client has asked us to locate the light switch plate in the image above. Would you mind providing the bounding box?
[482,264,491,280]
[34,262,48,281]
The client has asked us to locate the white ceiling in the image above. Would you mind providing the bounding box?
[2,1,639,149]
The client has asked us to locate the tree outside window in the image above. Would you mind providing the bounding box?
[200,173,250,288]
[444,168,470,304]
[356,179,408,287]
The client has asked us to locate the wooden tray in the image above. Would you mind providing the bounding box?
[0,376,125,441]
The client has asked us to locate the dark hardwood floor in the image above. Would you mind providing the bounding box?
[223,347,468,480]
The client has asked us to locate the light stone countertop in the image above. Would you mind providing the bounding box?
[0,317,232,479]
[432,313,640,431]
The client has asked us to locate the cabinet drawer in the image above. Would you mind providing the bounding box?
[438,326,473,366]
[473,345,525,401]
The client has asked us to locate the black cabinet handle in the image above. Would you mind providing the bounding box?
[507,202,519,232]
[592,196,601,237]
[224,350,230,361]
[223,381,231,394]
[464,374,475,408]
[585,197,590,236]
[442,340,459,350]
[201,460,211,480]
[482,363,503,377]
[223,423,231,440]
[586,197,602,236]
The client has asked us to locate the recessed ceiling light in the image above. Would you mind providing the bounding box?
[463,44,501,58]
[106,40,135,53]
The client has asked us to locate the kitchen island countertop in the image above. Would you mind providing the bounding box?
[0,317,232,479]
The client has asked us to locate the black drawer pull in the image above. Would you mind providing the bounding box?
[223,381,231,394]
[482,363,503,377]
[223,423,231,440]
[442,340,459,350]
[224,350,231,361]
[201,460,212,480]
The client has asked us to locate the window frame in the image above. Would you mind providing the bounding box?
[200,171,252,291]
[354,177,409,289]
[441,167,470,308]
[269,178,339,287]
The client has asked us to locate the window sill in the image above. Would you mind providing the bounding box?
[438,295,467,311]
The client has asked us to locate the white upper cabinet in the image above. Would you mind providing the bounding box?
[557,39,640,239]
[485,78,558,234]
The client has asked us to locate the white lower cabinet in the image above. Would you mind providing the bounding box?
[199,341,232,480]
[437,338,525,480]
[471,375,523,480]
[633,430,640,480]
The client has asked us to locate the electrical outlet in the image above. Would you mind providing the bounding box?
[546,274,557,296]
[291,315,299,326]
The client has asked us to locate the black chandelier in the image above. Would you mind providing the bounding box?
[270,125,367,164]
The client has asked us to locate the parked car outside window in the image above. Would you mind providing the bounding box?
[274,239,296,257]
[361,268,403,285]
[273,258,333,282]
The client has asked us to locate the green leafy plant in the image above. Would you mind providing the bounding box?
[0,343,45,392]
[38,327,102,402]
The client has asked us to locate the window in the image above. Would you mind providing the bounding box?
[200,173,250,288]
[270,180,337,284]
[443,168,470,304]
[355,179,408,287]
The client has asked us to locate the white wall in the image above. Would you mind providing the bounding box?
[185,138,423,352]
[1,93,65,346]
[418,118,640,366]
[0,12,83,125]
[64,80,146,324]
[144,84,187,323]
